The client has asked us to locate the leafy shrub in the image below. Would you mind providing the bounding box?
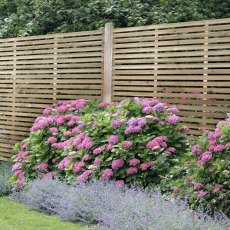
[1,0,230,38]
[11,98,188,190]
[11,178,230,230]
[175,116,230,216]
[0,161,13,196]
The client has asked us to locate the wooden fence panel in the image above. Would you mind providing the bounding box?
[0,30,104,161]
[113,18,230,139]
[1,18,230,161]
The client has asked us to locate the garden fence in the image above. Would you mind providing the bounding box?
[1,18,230,161]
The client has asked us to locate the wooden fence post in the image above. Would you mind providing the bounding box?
[103,23,113,103]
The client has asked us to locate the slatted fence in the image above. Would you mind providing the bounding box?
[0,30,104,161]
[1,18,230,161]
[112,18,230,139]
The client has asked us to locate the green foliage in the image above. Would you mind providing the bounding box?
[0,0,229,38]
[173,117,230,216]
[11,98,188,191]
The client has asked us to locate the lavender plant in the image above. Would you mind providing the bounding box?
[0,161,12,196]
[11,178,230,230]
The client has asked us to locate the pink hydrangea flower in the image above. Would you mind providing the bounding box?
[64,131,72,136]
[76,170,92,183]
[56,116,66,125]
[193,183,203,190]
[101,168,113,180]
[73,162,85,173]
[198,190,207,198]
[129,158,140,166]
[201,151,212,162]
[142,106,153,114]
[165,115,180,124]
[16,151,29,161]
[214,144,225,152]
[111,159,124,170]
[93,145,106,155]
[213,132,221,139]
[21,142,28,150]
[140,162,154,171]
[147,136,167,150]
[43,172,55,180]
[58,157,70,170]
[35,162,48,171]
[48,137,57,144]
[192,144,203,155]
[43,107,52,115]
[111,119,126,128]
[115,180,125,187]
[82,154,90,161]
[154,136,168,142]
[213,184,223,193]
[154,103,166,112]
[196,160,206,166]
[172,187,180,195]
[99,102,109,108]
[168,107,179,115]
[74,133,94,150]
[122,141,133,149]
[181,126,190,133]
[49,127,58,134]
[94,158,103,164]
[167,147,176,152]
[146,140,160,150]
[57,105,68,113]
[12,163,21,172]
[108,135,119,145]
[127,167,137,175]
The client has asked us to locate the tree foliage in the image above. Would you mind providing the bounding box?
[0,0,229,38]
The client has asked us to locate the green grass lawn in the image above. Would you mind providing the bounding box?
[0,197,92,230]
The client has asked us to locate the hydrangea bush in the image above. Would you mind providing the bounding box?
[11,98,189,190]
[174,116,230,216]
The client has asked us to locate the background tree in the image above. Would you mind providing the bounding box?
[0,0,229,38]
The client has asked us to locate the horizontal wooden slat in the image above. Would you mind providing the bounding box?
[0,29,104,161]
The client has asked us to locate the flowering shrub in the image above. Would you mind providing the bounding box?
[175,116,230,216]
[11,98,188,190]
[11,178,230,230]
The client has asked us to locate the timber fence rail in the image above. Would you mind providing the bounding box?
[0,17,230,161]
